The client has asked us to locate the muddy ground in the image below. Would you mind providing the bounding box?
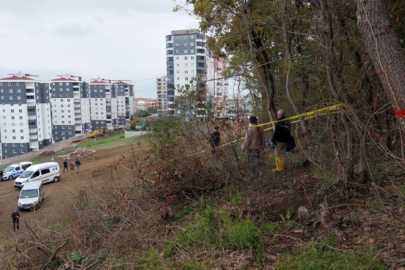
[0,143,145,242]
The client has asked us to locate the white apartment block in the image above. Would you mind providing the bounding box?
[213,58,229,116]
[111,80,135,125]
[164,29,227,118]
[50,75,90,142]
[157,76,169,117]
[89,79,134,131]
[0,73,52,160]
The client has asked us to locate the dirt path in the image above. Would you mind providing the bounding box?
[0,143,146,242]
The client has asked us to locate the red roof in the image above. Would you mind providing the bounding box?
[91,80,107,84]
[51,78,77,82]
[114,81,127,85]
[0,75,34,81]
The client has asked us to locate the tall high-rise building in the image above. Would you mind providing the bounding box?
[50,75,90,142]
[0,73,52,159]
[156,76,169,116]
[163,29,227,118]
[213,58,228,116]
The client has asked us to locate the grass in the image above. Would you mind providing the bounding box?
[75,131,148,151]
[275,234,388,270]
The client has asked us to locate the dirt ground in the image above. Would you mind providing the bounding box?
[0,143,145,242]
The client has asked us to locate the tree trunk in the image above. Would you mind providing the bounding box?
[281,0,308,135]
[357,0,405,132]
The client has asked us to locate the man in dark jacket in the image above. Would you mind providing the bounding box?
[63,160,68,172]
[75,159,81,173]
[270,110,291,172]
[12,210,20,231]
[210,126,221,155]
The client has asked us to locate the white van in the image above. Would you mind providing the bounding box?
[14,162,60,189]
[17,181,44,211]
[2,162,33,181]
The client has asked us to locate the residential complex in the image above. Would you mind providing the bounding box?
[161,29,228,118]
[0,73,136,161]
[0,73,52,159]
[50,75,91,142]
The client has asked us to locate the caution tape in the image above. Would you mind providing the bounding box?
[252,103,347,128]
[194,104,346,155]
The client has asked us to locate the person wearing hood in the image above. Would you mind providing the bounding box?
[270,110,291,172]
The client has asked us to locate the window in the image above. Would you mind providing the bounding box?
[32,171,40,178]
[19,109,22,113]
[176,50,179,53]
[13,136,16,140]
[8,82,12,86]
[17,96,21,100]
[12,129,15,133]
[17,89,21,93]
[11,109,14,113]
[190,36,194,39]
[13,150,17,154]
[190,49,194,53]
[185,56,188,60]
[20,129,23,133]
[19,116,22,119]
[11,116,14,120]
[21,136,24,139]
[184,43,187,46]
[185,77,189,81]
[185,71,188,74]
[184,50,188,53]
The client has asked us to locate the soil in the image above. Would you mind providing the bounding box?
[0,143,146,242]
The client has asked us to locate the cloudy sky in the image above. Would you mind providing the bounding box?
[0,0,199,98]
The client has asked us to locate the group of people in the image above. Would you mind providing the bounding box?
[210,109,295,178]
[63,159,81,173]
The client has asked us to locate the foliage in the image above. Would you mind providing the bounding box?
[164,204,262,258]
[276,241,388,270]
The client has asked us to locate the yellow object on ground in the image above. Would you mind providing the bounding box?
[272,157,286,172]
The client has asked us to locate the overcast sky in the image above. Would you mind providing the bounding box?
[0,0,199,98]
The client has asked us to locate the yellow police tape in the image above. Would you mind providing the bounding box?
[196,103,347,155]
[252,103,347,128]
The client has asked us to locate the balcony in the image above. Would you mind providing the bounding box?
[29,128,38,133]
[28,115,36,120]
[30,135,38,141]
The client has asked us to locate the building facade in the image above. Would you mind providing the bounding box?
[163,29,226,118]
[111,80,135,126]
[157,76,168,116]
[0,73,52,159]
[89,79,134,131]
[50,75,90,142]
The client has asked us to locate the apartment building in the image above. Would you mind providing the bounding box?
[89,79,134,131]
[213,58,228,116]
[50,75,90,142]
[111,80,135,125]
[0,73,52,160]
[157,76,168,116]
[164,29,226,118]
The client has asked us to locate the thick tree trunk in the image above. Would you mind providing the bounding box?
[357,0,405,132]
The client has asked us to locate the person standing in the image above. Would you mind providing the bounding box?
[75,159,81,173]
[63,160,68,172]
[69,162,75,172]
[210,126,221,155]
[12,210,20,232]
[270,110,291,172]
[241,116,266,178]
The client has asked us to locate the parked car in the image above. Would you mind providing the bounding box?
[17,181,44,211]
[14,162,60,189]
[2,162,33,181]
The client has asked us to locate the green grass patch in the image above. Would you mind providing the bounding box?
[276,234,388,270]
[75,131,149,151]
[164,204,262,260]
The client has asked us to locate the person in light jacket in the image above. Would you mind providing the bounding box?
[241,116,266,178]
